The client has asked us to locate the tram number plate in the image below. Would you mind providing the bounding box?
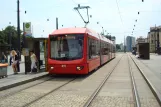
[61,65,66,67]
[61,54,65,57]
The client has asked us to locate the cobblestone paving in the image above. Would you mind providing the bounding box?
[0,53,130,107]
[0,78,73,107]
[129,55,160,107]
[130,54,161,98]
[29,91,89,107]
[89,96,134,107]
[25,54,124,107]
[89,55,134,107]
[139,97,160,107]
[0,77,50,100]
[0,92,44,107]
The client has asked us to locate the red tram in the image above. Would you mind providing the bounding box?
[47,28,115,74]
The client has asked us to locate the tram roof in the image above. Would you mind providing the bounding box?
[50,28,114,44]
[50,27,100,39]
[99,34,113,44]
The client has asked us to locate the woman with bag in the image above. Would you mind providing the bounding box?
[30,50,38,73]
[11,50,19,74]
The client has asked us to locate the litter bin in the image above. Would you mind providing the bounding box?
[0,63,8,78]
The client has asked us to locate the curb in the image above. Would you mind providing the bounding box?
[129,54,161,106]
[0,73,49,91]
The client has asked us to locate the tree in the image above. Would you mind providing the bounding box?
[116,44,121,50]
[0,25,33,49]
[0,31,5,44]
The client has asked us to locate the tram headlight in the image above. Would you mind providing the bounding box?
[76,66,84,71]
[51,67,54,70]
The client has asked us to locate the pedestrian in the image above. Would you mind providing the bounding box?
[16,49,20,60]
[16,49,20,72]
[1,52,7,63]
[9,50,13,65]
[30,50,38,73]
[11,50,19,74]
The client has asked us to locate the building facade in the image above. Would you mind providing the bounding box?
[147,26,161,53]
[126,36,136,52]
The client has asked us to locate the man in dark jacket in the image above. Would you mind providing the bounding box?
[16,49,20,72]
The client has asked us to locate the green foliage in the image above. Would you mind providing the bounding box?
[0,31,4,44]
[0,25,24,47]
[116,44,121,50]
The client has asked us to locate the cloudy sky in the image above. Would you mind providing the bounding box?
[0,0,161,44]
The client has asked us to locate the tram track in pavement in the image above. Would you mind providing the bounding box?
[0,76,52,100]
[83,55,124,107]
[84,54,160,107]
[0,75,77,107]
[127,55,141,107]
[129,54,161,107]
[23,78,76,107]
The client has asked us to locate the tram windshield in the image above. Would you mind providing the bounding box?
[50,34,84,60]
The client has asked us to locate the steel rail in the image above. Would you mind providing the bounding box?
[127,55,141,107]
[23,78,76,107]
[83,55,124,107]
[129,54,161,106]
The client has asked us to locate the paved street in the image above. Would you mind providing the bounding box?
[138,54,161,80]
[0,53,160,107]
[130,53,161,105]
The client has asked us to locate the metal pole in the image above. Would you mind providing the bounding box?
[23,22,27,74]
[102,27,104,35]
[17,0,21,54]
[157,29,159,54]
[56,17,58,29]
[9,32,12,50]
[155,25,156,53]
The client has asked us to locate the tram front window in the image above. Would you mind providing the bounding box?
[50,34,84,60]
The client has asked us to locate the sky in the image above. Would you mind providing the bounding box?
[0,0,161,44]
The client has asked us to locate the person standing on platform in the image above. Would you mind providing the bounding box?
[9,50,13,65]
[11,50,19,74]
[1,52,7,63]
[30,50,38,73]
[16,49,20,72]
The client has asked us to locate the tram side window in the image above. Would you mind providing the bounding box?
[97,41,100,55]
[102,42,105,55]
[101,42,105,55]
[104,43,108,55]
[101,42,108,55]
[113,45,115,52]
[109,44,111,52]
[107,43,109,55]
[88,38,99,59]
